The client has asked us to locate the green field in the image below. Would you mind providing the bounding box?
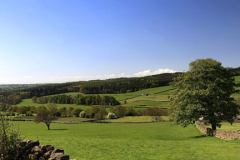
[13,121,240,160]
[200,122,240,131]
[15,86,174,109]
[15,98,91,110]
[14,76,240,110]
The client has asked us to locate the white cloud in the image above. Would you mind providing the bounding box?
[0,69,177,84]
[134,69,151,76]
[153,68,176,74]
[134,68,176,77]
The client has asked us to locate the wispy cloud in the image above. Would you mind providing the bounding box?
[0,68,177,84]
[39,68,177,83]
[134,69,151,76]
[133,68,176,77]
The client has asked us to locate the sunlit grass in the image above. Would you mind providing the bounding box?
[13,121,240,160]
[200,122,240,131]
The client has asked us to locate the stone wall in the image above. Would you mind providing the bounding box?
[17,140,77,160]
[195,121,240,140]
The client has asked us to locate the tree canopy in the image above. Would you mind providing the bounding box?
[170,58,239,130]
[34,110,58,130]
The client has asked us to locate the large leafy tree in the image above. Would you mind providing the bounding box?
[170,58,239,130]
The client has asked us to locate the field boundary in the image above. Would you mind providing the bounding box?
[195,121,240,140]
[7,118,173,124]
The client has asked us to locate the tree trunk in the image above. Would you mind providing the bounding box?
[46,123,50,130]
[211,124,216,131]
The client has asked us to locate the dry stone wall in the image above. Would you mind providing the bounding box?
[17,140,77,160]
[195,121,240,140]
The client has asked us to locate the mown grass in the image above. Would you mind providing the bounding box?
[13,121,240,160]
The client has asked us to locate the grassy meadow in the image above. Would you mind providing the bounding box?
[15,85,175,110]
[200,122,240,131]
[13,121,240,160]
[15,76,240,110]
[4,76,239,159]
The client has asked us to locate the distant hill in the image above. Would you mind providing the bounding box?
[0,67,239,99]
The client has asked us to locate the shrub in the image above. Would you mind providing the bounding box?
[107,113,116,119]
[47,103,58,116]
[17,106,27,116]
[94,113,106,120]
[94,107,108,120]
[0,113,21,159]
[146,107,162,116]
[36,106,47,113]
[115,105,126,117]
[79,111,86,118]
[58,107,66,116]
[125,107,136,116]
[12,106,19,112]
[66,106,74,115]
[61,112,67,117]
[6,112,15,117]
[85,106,100,118]
[71,108,83,117]
[26,111,33,116]
[137,110,145,116]
[29,106,36,113]
[109,106,116,114]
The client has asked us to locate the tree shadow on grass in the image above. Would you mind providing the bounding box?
[191,135,207,139]
[51,129,68,131]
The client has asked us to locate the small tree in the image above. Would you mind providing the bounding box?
[94,107,108,120]
[71,108,83,117]
[86,106,100,118]
[0,113,21,160]
[34,110,58,130]
[47,103,58,116]
[31,96,37,103]
[17,106,27,116]
[125,106,136,116]
[146,107,162,122]
[170,58,239,130]
[66,106,74,116]
[36,105,47,113]
[115,106,126,117]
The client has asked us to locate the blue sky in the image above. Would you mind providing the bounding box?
[0,0,239,84]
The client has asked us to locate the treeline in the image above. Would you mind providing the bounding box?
[80,73,181,94]
[228,67,240,76]
[0,95,22,106]
[3,104,170,122]
[0,82,84,98]
[0,84,43,92]
[0,73,180,98]
[32,94,120,106]
[1,67,239,99]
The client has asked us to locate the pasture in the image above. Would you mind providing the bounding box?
[200,122,240,131]
[14,75,240,109]
[15,86,174,109]
[14,121,240,160]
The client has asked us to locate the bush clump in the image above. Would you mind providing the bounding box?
[26,111,33,116]
[0,113,21,160]
[71,108,83,117]
[79,111,86,118]
[107,113,116,119]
